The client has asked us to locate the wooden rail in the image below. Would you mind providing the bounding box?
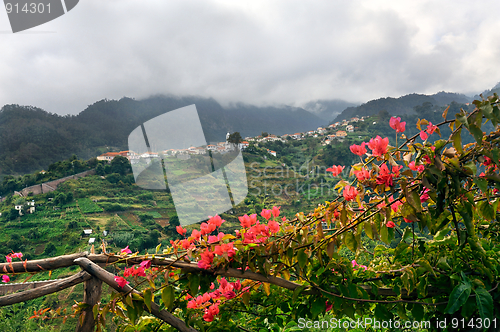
[0,252,200,332]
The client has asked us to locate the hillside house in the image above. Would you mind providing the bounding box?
[83,229,93,236]
[239,141,249,150]
[267,149,277,157]
[336,130,348,137]
[346,125,354,132]
[97,152,119,162]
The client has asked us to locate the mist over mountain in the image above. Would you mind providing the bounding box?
[332,91,471,123]
[302,99,358,121]
[0,95,325,175]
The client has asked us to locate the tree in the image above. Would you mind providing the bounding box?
[95,163,105,176]
[227,132,243,145]
[110,156,131,176]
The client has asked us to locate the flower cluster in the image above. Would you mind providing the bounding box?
[389,116,406,133]
[187,277,246,321]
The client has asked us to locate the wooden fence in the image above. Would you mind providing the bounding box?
[0,252,199,332]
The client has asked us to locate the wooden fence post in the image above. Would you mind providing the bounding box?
[76,276,102,332]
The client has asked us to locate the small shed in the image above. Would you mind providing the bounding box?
[83,229,93,236]
[88,238,96,245]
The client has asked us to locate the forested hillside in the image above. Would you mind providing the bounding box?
[0,96,325,175]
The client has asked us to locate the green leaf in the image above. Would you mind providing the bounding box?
[380,224,389,244]
[242,292,250,307]
[143,289,153,312]
[364,221,374,240]
[469,124,484,145]
[297,249,308,269]
[412,304,424,321]
[344,232,357,252]
[474,287,493,320]
[406,189,422,212]
[444,282,471,314]
[394,241,409,259]
[292,285,306,303]
[452,128,463,154]
[479,201,495,221]
[161,285,175,311]
[474,177,488,192]
[311,297,326,318]
[188,274,200,296]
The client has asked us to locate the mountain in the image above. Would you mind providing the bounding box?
[474,81,500,100]
[302,99,358,122]
[332,92,471,123]
[0,96,325,175]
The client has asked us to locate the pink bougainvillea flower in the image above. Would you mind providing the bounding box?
[239,214,257,228]
[120,246,132,254]
[367,136,389,156]
[140,260,152,269]
[343,185,358,201]
[260,209,272,220]
[208,232,225,244]
[200,222,216,235]
[386,221,395,228]
[389,117,406,133]
[2,275,10,283]
[176,226,187,236]
[114,276,129,288]
[350,142,367,156]
[354,168,370,182]
[426,122,437,135]
[11,252,22,259]
[326,165,345,177]
[271,206,281,218]
[422,155,432,164]
[5,255,12,263]
[325,301,333,312]
[419,131,428,140]
[420,188,430,202]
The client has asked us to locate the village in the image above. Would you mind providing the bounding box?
[95,116,367,162]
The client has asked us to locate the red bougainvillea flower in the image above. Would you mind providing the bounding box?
[176,226,187,236]
[391,198,403,213]
[426,122,437,135]
[208,232,225,244]
[390,117,406,133]
[325,301,333,312]
[198,249,215,269]
[191,229,202,241]
[326,165,345,177]
[208,215,225,227]
[386,221,395,228]
[343,185,358,201]
[354,168,370,182]
[403,218,414,223]
[272,206,281,218]
[422,155,432,164]
[376,164,402,187]
[350,142,367,156]
[120,246,132,254]
[409,161,425,172]
[11,252,22,259]
[200,222,216,235]
[367,136,389,156]
[203,304,220,322]
[260,209,272,220]
[214,242,236,258]
[268,220,280,233]
[239,214,257,228]
[2,275,10,283]
[420,131,428,140]
[114,276,129,288]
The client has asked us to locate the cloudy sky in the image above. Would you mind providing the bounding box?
[1,0,500,115]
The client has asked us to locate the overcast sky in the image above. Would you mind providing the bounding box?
[1,0,500,115]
